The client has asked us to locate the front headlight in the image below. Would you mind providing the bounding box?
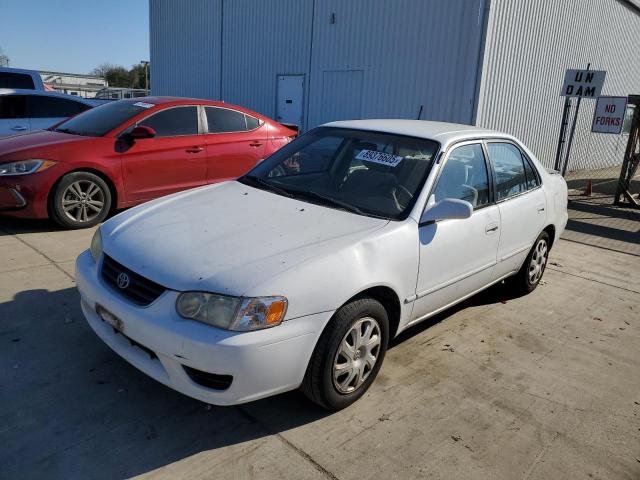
[176,292,288,331]
[0,159,56,176]
[90,228,102,262]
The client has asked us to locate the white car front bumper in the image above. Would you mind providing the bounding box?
[75,250,332,405]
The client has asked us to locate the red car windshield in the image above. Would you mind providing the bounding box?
[53,100,154,137]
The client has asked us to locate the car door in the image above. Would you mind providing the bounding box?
[120,105,207,202]
[412,142,501,322]
[0,95,29,136]
[485,141,547,279]
[203,106,266,182]
[27,94,91,132]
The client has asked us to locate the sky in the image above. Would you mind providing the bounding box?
[1,0,149,74]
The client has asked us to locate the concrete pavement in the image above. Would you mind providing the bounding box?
[1,217,639,480]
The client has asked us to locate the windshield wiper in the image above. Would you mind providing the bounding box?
[238,175,293,198]
[288,189,383,218]
[54,127,74,134]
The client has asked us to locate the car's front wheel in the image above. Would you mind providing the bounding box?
[50,172,111,229]
[302,297,389,410]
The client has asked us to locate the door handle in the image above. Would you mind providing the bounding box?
[485,224,499,234]
[185,147,203,153]
[249,141,263,147]
[11,126,27,131]
[537,205,545,213]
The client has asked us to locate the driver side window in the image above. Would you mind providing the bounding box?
[138,106,199,138]
[433,143,490,209]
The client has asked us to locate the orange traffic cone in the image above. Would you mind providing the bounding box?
[583,179,592,196]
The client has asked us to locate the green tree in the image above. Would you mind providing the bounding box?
[91,63,149,90]
[91,63,131,88]
[129,63,149,90]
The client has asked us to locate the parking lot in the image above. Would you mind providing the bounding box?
[1,214,639,480]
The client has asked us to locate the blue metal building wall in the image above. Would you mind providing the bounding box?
[150,0,222,99]
[150,0,486,130]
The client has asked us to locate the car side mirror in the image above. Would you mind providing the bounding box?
[419,198,473,226]
[130,125,156,140]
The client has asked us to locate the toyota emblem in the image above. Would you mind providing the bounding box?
[116,272,130,289]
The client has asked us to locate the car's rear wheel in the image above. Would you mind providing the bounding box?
[302,297,389,410]
[510,231,550,294]
[51,172,111,229]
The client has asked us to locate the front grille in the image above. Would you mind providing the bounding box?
[183,365,233,391]
[101,254,166,306]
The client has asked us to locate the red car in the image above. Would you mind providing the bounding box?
[0,97,297,228]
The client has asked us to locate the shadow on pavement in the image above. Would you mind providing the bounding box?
[0,216,64,236]
[0,279,524,479]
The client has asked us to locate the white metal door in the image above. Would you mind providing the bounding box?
[276,75,304,127]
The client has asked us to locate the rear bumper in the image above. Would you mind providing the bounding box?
[75,250,332,405]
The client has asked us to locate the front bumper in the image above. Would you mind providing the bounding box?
[0,170,56,218]
[75,250,332,405]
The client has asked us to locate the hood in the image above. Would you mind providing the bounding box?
[0,130,93,161]
[101,181,388,295]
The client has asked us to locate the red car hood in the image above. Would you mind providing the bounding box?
[0,130,95,161]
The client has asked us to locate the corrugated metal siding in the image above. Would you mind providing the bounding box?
[306,0,486,128]
[149,0,222,99]
[150,0,486,130]
[220,0,313,119]
[318,70,364,124]
[476,0,640,171]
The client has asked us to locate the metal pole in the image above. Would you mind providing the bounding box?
[561,63,590,176]
[554,97,572,171]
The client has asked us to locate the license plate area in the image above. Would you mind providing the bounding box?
[96,304,124,332]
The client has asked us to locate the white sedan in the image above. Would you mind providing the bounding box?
[76,120,568,410]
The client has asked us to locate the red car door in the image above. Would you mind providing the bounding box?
[203,106,266,182]
[121,105,207,202]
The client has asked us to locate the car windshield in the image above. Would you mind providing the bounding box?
[52,100,154,137]
[239,127,439,220]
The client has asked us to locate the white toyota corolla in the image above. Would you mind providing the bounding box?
[76,120,568,410]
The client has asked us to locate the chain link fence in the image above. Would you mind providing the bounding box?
[557,95,640,256]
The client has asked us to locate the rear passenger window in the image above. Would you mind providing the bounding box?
[139,106,199,137]
[0,95,27,118]
[28,96,89,117]
[245,114,260,130]
[433,143,490,209]
[522,156,540,189]
[487,143,528,200]
[0,72,35,89]
[206,107,247,133]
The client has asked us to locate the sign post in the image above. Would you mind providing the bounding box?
[558,65,606,175]
[591,96,627,134]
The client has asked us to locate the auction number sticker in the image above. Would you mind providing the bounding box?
[356,149,403,167]
[133,102,155,109]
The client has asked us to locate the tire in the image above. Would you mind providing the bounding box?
[301,297,389,410]
[510,231,550,294]
[50,172,112,229]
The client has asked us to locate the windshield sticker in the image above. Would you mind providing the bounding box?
[133,102,155,109]
[356,149,403,167]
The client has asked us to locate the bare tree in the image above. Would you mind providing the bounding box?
[0,46,9,67]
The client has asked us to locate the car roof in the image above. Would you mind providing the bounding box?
[323,119,510,148]
[0,88,105,105]
[116,96,268,119]
[0,67,40,75]
[129,96,228,107]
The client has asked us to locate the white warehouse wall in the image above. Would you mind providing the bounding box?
[475,0,640,171]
